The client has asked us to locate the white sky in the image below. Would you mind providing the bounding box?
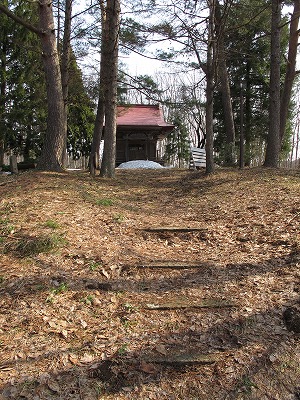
[73,1,173,77]
[120,51,167,76]
[74,2,299,78]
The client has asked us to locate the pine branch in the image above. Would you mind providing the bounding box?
[0,4,43,35]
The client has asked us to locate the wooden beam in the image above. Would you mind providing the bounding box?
[138,261,207,269]
[144,298,235,310]
[146,352,219,366]
[142,227,208,233]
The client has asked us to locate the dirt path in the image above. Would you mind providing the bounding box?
[0,168,299,399]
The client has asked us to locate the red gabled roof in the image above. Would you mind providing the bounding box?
[117,104,174,130]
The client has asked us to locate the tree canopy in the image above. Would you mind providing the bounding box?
[0,0,299,172]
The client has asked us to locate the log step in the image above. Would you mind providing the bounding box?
[146,352,219,366]
[143,227,208,233]
[138,261,208,269]
[144,298,235,310]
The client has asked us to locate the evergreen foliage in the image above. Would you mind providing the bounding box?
[213,0,291,165]
[66,52,95,160]
[0,1,95,166]
[0,0,46,163]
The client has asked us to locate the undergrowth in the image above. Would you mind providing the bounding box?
[2,232,67,256]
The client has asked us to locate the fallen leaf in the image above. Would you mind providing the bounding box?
[38,373,50,384]
[80,319,88,329]
[122,387,132,392]
[61,329,68,338]
[92,297,101,306]
[155,344,167,355]
[47,379,60,393]
[139,361,157,374]
[69,353,79,365]
[48,321,57,328]
[58,319,68,328]
[0,366,14,371]
[101,268,110,278]
[80,353,94,364]
[110,295,118,303]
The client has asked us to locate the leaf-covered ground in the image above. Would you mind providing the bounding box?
[0,167,299,400]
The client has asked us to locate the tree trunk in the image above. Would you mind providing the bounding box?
[205,0,216,174]
[264,0,281,168]
[280,0,300,143]
[0,2,66,172]
[0,139,4,167]
[57,0,61,51]
[244,61,252,166]
[60,0,73,168]
[0,38,7,166]
[90,1,107,176]
[100,0,120,178]
[36,0,66,171]
[90,92,105,176]
[215,0,236,166]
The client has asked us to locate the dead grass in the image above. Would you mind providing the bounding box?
[0,167,299,399]
[2,232,67,257]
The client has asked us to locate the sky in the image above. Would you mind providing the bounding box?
[74,2,299,79]
[120,49,168,76]
[73,1,171,77]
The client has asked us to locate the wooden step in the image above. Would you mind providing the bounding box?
[146,352,219,366]
[144,298,235,310]
[138,261,208,269]
[143,227,208,233]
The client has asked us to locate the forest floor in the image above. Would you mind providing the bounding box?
[0,167,299,400]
